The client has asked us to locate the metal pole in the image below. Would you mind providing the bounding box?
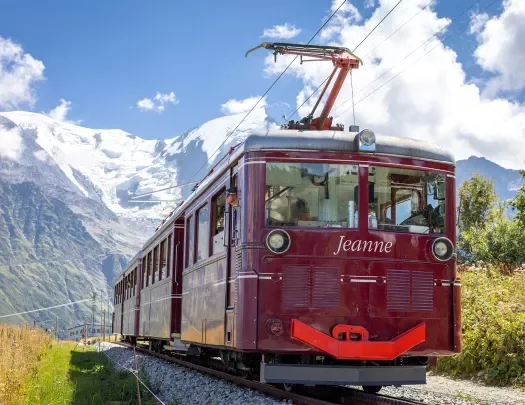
[103,310,106,342]
[84,319,87,346]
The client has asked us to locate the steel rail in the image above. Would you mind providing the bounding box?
[112,342,428,405]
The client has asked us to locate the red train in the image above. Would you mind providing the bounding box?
[113,127,460,391]
[112,43,461,393]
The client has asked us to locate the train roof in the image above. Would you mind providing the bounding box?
[244,129,455,164]
[116,129,454,281]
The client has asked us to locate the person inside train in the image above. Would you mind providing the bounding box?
[291,197,310,223]
[226,186,238,207]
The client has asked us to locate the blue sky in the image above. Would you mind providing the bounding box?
[1,0,524,169]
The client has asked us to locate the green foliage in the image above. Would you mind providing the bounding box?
[510,169,525,227]
[458,174,498,232]
[20,343,157,405]
[460,203,525,273]
[437,269,525,386]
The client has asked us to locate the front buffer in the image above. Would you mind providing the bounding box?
[260,320,427,387]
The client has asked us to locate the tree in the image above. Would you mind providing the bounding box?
[458,174,498,232]
[510,169,525,227]
[462,203,525,274]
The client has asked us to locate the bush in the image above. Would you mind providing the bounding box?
[437,268,525,386]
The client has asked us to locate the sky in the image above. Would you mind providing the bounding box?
[0,0,524,169]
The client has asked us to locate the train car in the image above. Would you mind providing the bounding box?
[112,42,460,393]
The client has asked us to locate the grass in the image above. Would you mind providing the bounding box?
[437,267,525,387]
[0,324,51,405]
[18,342,161,405]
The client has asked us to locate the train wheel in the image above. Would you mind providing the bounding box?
[362,385,382,394]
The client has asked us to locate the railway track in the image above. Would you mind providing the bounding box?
[113,342,429,405]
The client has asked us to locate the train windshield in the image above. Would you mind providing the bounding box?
[265,162,446,234]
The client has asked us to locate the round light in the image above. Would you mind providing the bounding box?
[269,233,285,250]
[434,241,448,257]
[359,129,376,146]
[266,230,291,254]
[431,237,454,261]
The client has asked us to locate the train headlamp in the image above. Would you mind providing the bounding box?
[266,229,291,254]
[359,129,376,146]
[431,237,454,261]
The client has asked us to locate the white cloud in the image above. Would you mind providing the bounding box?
[0,36,45,110]
[263,0,525,169]
[220,96,267,115]
[137,91,179,113]
[365,0,376,9]
[0,126,24,160]
[262,23,302,39]
[46,99,82,124]
[473,0,525,96]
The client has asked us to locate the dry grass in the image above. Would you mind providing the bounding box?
[0,324,52,405]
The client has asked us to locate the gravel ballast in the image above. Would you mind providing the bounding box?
[97,342,287,405]
[98,342,525,405]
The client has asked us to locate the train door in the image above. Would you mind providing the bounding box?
[225,172,239,346]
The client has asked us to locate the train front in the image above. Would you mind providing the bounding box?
[241,129,460,389]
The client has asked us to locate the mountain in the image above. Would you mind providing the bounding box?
[456,156,523,201]
[0,108,274,330]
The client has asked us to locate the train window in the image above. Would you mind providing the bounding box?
[197,205,209,261]
[212,190,226,254]
[161,239,168,279]
[153,245,159,284]
[265,162,359,228]
[133,268,137,296]
[166,235,172,277]
[147,251,152,286]
[142,257,147,288]
[186,216,194,268]
[369,166,446,234]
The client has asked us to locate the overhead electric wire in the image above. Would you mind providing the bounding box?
[352,0,404,53]
[334,0,499,119]
[0,298,91,319]
[282,75,331,124]
[361,0,435,60]
[157,0,350,218]
[332,0,482,116]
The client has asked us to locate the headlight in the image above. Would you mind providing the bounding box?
[359,129,376,146]
[266,230,291,254]
[431,237,454,261]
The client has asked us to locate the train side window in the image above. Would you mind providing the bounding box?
[166,235,172,277]
[159,239,165,279]
[153,245,159,284]
[142,258,146,288]
[147,251,152,286]
[133,268,137,296]
[212,190,226,255]
[186,216,194,268]
[197,204,209,261]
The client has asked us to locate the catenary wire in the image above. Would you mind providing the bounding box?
[0,298,91,319]
[352,0,404,53]
[331,0,482,116]
[334,0,499,119]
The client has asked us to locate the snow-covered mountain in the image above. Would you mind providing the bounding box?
[0,107,274,328]
[1,107,273,222]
